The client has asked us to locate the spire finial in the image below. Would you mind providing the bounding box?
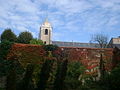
[45,17,48,22]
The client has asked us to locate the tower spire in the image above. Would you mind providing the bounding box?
[44,17,48,23]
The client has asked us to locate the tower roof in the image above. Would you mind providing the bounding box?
[42,18,51,27]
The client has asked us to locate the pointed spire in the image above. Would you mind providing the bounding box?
[43,17,51,27]
[45,17,48,22]
[43,17,49,24]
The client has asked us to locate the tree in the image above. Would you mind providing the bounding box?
[90,33,108,80]
[36,59,54,90]
[108,65,120,90]
[17,31,33,44]
[67,62,85,79]
[96,65,120,90]
[0,29,17,42]
[43,44,58,51]
[99,54,105,80]
[6,68,16,90]
[90,33,108,48]
[65,61,85,89]
[30,38,44,45]
[53,59,68,90]
[43,44,59,57]
[0,40,13,60]
[17,64,35,90]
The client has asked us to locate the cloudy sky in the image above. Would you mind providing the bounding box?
[0,0,120,42]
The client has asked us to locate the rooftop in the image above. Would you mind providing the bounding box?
[52,41,100,48]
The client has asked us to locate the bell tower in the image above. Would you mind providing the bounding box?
[39,19,52,44]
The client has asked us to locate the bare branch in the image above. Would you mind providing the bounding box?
[90,33,108,48]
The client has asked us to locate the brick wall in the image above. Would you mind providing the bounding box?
[7,44,120,75]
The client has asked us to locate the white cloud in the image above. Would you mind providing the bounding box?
[0,0,42,36]
[107,15,119,26]
[0,0,120,41]
[52,32,64,41]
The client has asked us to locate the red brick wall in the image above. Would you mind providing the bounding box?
[7,43,46,67]
[7,44,120,73]
[60,47,114,75]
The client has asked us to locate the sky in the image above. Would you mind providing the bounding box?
[0,0,120,43]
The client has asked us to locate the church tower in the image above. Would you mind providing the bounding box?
[39,19,52,44]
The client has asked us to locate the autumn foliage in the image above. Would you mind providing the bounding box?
[7,43,46,67]
[7,43,120,75]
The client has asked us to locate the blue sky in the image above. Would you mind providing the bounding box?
[0,0,120,42]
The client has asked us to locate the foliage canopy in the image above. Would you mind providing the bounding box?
[17,31,33,44]
[30,38,44,45]
[0,29,17,42]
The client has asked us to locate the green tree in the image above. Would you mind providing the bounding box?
[36,59,54,90]
[0,40,24,78]
[43,44,59,57]
[65,61,85,89]
[53,59,68,90]
[0,40,13,76]
[89,65,120,90]
[108,65,120,90]
[43,44,58,51]
[30,38,44,45]
[6,68,16,90]
[17,31,33,44]
[0,29,17,42]
[0,40,13,60]
[67,61,85,79]
[99,54,105,80]
[17,64,35,90]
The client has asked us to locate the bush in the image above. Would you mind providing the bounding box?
[30,38,44,45]
[43,44,58,51]
[64,61,85,90]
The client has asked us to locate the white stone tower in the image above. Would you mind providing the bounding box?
[39,19,52,44]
